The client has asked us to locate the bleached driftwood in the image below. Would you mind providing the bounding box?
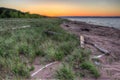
[84,36,109,55]
[93,44,109,55]
[80,35,85,48]
[0,25,31,32]
[31,62,57,77]
[12,25,31,30]
[92,54,105,59]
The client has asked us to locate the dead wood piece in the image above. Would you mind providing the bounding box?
[65,24,70,27]
[31,62,57,77]
[81,28,90,32]
[44,31,60,35]
[84,36,110,55]
[0,25,31,32]
[12,25,31,30]
[93,44,110,55]
[92,54,105,59]
[80,35,85,48]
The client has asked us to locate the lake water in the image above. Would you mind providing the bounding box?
[66,18,120,29]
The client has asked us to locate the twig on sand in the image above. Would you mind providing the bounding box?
[31,61,58,77]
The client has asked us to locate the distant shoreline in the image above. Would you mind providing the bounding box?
[62,17,120,29]
[59,16,120,18]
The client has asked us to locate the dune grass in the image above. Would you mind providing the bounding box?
[0,18,100,79]
[0,18,78,79]
[57,48,100,79]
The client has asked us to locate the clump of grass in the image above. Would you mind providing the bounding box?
[54,50,64,61]
[58,41,77,55]
[65,48,91,65]
[64,48,100,78]
[28,65,34,71]
[0,48,4,57]
[12,63,29,77]
[35,49,45,57]
[80,61,100,78]
[56,65,75,80]
[44,46,64,61]
[15,42,36,60]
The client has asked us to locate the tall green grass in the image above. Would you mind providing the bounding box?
[56,64,75,80]
[57,48,100,79]
[0,18,100,79]
[0,18,79,79]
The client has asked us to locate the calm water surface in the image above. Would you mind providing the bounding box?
[66,18,120,29]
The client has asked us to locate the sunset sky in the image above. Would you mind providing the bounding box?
[0,0,120,16]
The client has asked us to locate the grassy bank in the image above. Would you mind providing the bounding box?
[0,18,100,79]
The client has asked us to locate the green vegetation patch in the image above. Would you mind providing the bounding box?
[0,18,79,79]
[56,65,75,80]
[0,18,100,79]
[56,48,100,79]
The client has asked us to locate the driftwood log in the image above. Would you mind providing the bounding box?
[93,44,109,55]
[0,25,31,32]
[44,30,60,35]
[82,35,110,55]
[80,35,85,48]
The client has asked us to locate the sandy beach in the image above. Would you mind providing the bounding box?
[61,21,120,80]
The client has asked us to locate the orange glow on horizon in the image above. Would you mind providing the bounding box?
[28,10,120,17]
[1,0,120,17]
[19,4,120,17]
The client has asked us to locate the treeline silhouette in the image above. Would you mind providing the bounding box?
[0,7,46,18]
